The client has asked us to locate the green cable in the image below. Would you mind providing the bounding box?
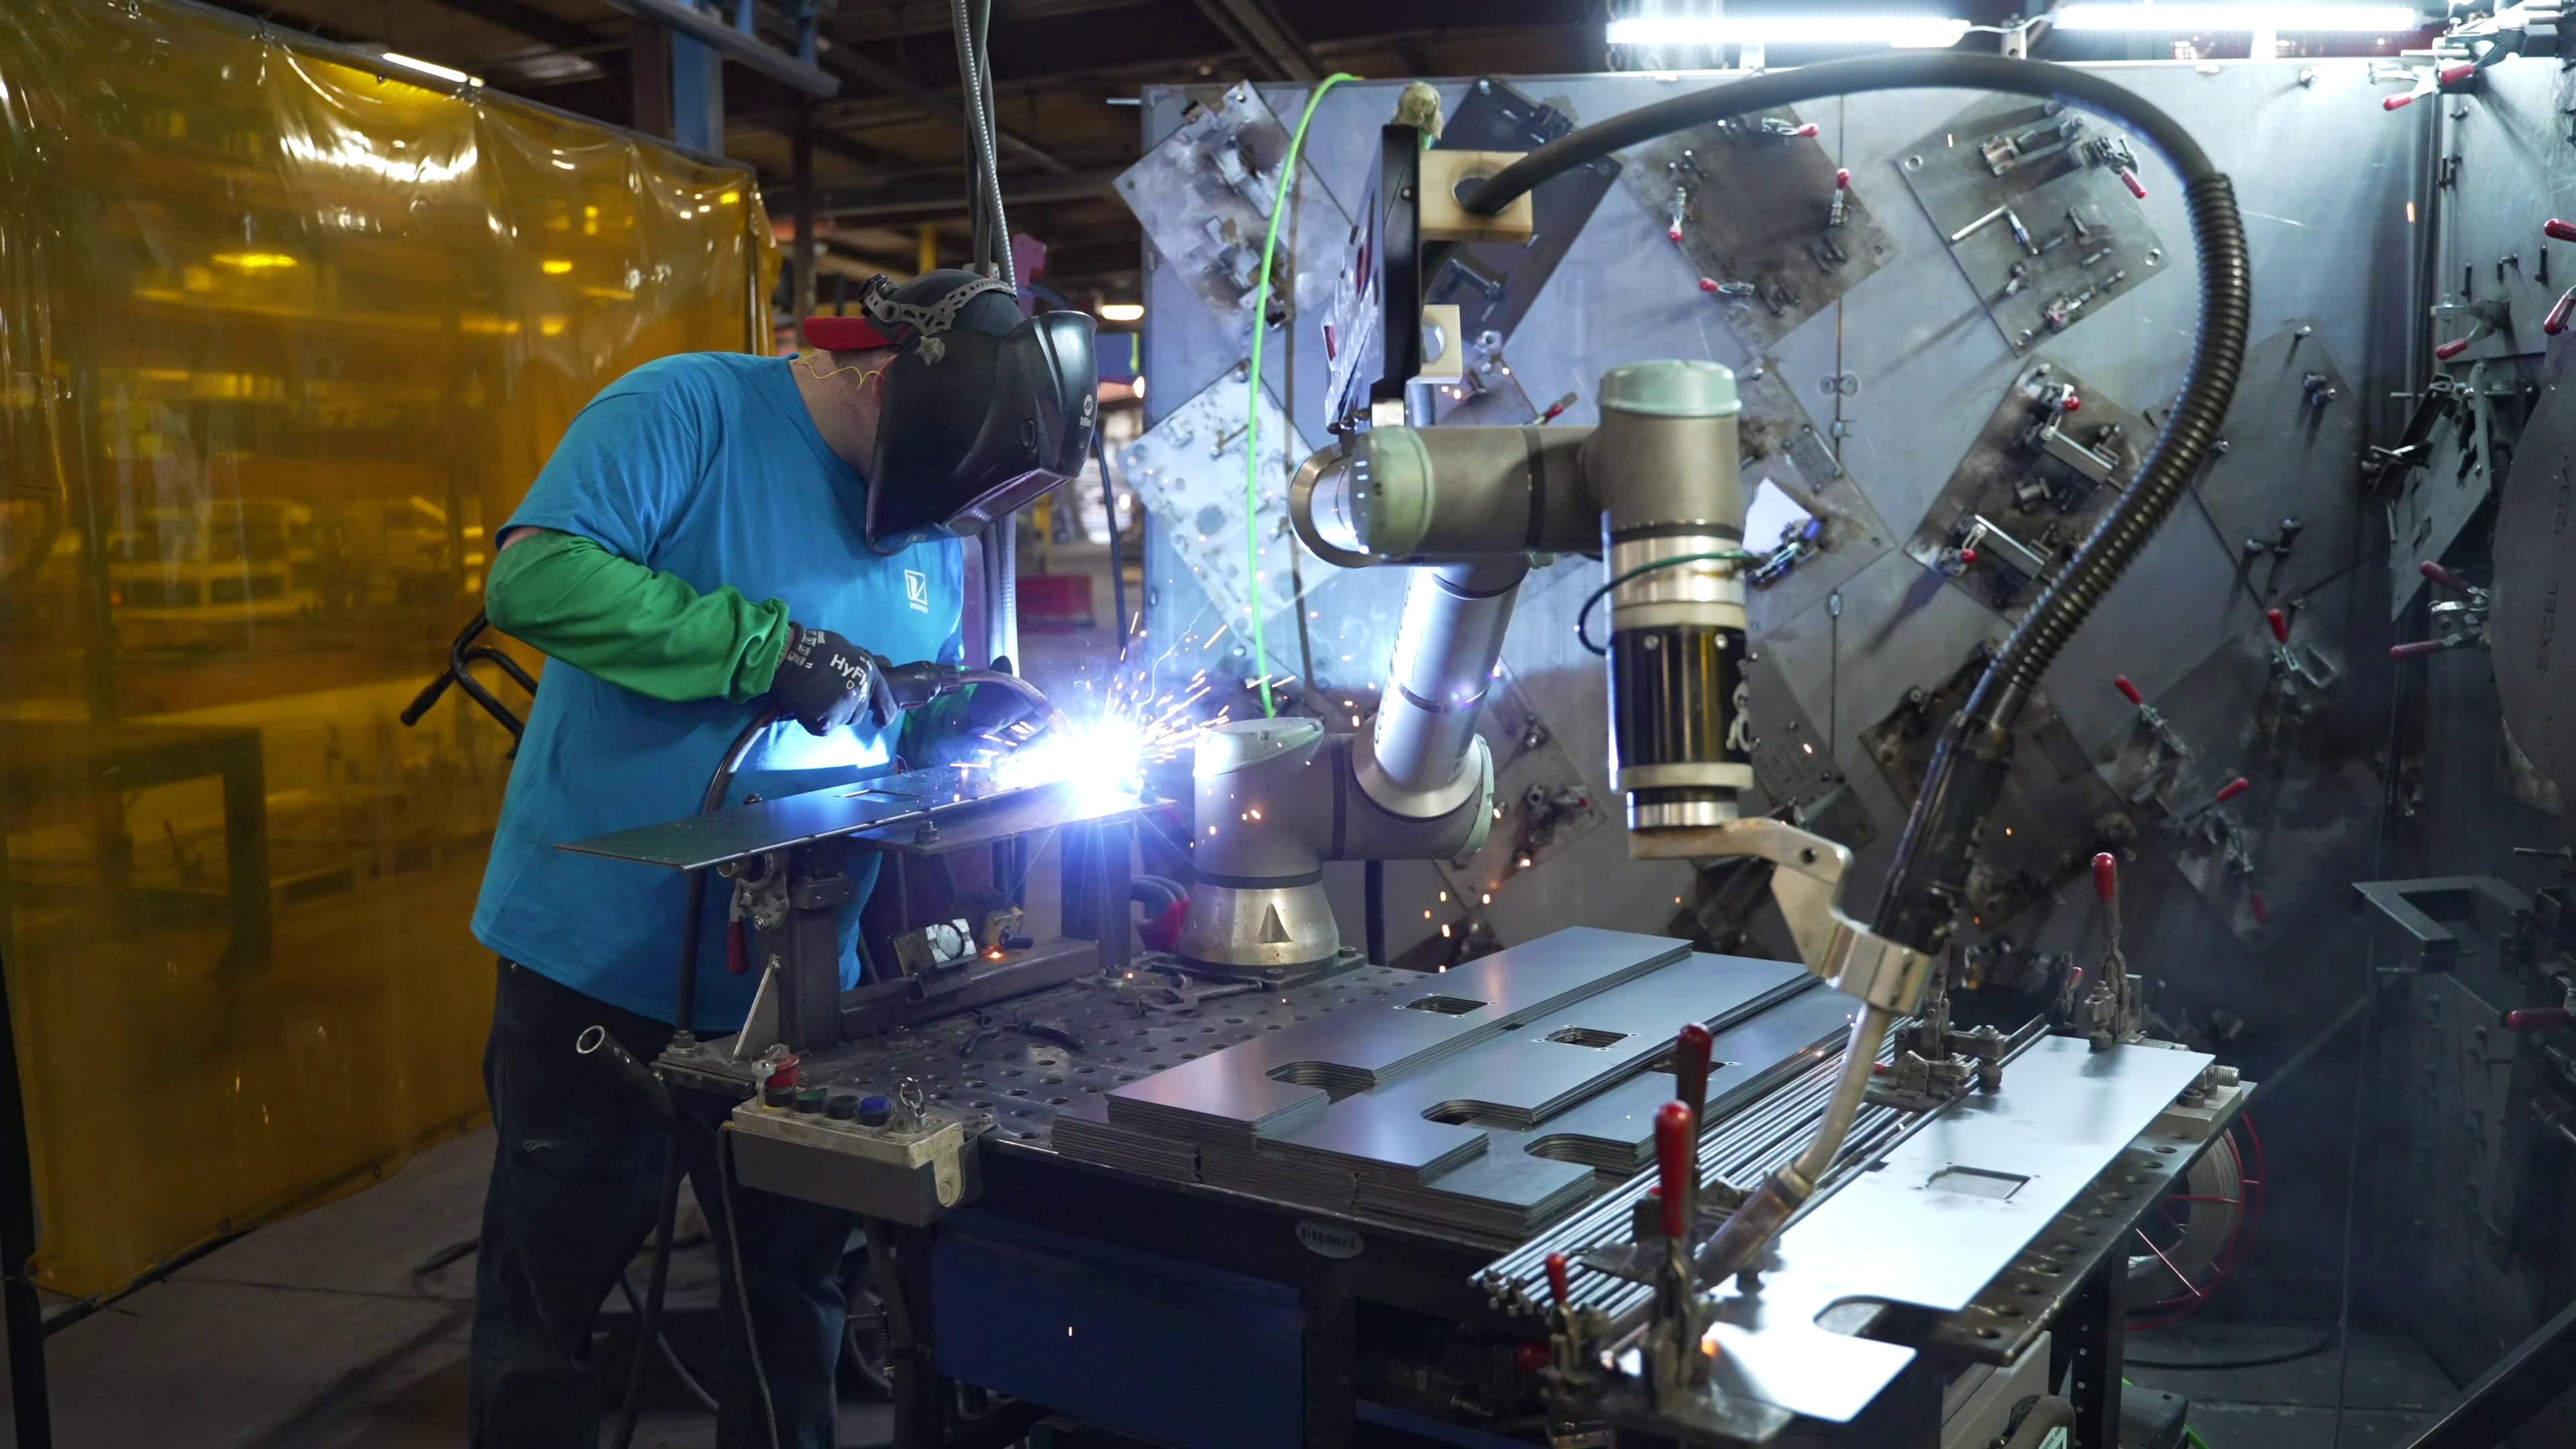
[1244,71,1358,718]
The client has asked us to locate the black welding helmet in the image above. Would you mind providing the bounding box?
[809,270,1099,553]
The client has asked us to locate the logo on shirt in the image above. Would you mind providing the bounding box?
[904,568,929,613]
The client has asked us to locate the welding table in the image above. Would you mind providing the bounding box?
[569,777,2240,1449]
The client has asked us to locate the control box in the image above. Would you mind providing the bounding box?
[727,1096,979,1226]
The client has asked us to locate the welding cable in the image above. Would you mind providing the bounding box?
[1480,53,2245,1324]
[1095,425,1130,653]
[616,1271,722,1412]
[610,706,780,1449]
[718,1124,784,1449]
[957,667,1073,739]
[1243,72,1360,718]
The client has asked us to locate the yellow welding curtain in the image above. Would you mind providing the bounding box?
[0,0,776,1298]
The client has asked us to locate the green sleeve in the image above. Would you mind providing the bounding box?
[484,529,790,703]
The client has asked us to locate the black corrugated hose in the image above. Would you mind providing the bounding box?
[1459,50,2249,1319]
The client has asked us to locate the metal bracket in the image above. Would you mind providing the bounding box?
[1634,818,1934,1014]
[2351,875,2534,971]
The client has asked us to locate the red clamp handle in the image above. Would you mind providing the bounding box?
[2508,1008,2571,1031]
[1790,122,1820,138]
[1835,167,1851,190]
[2546,219,2576,244]
[1674,1022,1714,1124]
[2061,392,2083,412]
[2420,559,2471,592]
[2549,287,2576,337]
[2384,91,2419,112]
[1654,1102,1694,1239]
[2214,775,2252,804]
[2266,607,2290,643]
[1544,1250,1571,1307]
[2390,638,2453,660]
[2438,62,2476,85]
[2093,851,2118,905]
[2118,168,2147,199]
[1958,546,1980,566]
[2114,674,2145,706]
[2436,337,2472,361]
[2249,889,2271,926]
[1698,276,1719,292]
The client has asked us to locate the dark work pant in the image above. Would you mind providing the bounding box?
[468,959,855,1449]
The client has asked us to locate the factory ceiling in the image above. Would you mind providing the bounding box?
[193,0,2424,304]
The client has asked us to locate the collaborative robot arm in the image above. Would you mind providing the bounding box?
[1285,360,1936,1019]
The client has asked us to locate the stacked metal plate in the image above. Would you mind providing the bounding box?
[1047,1096,1200,1181]
[1055,928,1841,1241]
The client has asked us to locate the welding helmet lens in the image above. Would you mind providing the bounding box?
[861,272,1099,552]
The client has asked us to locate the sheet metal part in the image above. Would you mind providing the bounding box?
[1501,1037,2213,1427]
[1099,928,1690,1143]
[555,767,1143,872]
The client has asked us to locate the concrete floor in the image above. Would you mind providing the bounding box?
[9,1120,2468,1449]
[2126,1321,2454,1448]
[13,1126,894,1448]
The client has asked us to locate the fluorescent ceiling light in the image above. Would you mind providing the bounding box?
[1607,15,1973,46]
[380,51,477,86]
[2052,4,2420,28]
[1098,301,1146,322]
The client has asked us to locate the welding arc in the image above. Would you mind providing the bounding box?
[1468,52,2247,1336]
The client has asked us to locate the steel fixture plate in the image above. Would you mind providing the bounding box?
[1118,369,1315,642]
[2195,322,2363,607]
[557,767,1142,873]
[1688,1036,2210,1424]
[1896,95,2167,355]
[1904,359,2154,619]
[1623,106,1901,352]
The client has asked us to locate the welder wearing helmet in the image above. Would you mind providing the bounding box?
[464,270,1095,1448]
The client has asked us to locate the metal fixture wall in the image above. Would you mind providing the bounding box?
[1126,66,2414,1013]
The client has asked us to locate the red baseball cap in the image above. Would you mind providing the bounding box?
[802,313,896,351]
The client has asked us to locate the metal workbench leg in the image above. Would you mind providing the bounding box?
[1301,1257,1357,1449]
[2053,1257,2125,1449]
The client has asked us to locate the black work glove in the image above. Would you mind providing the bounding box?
[769,624,886,736]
